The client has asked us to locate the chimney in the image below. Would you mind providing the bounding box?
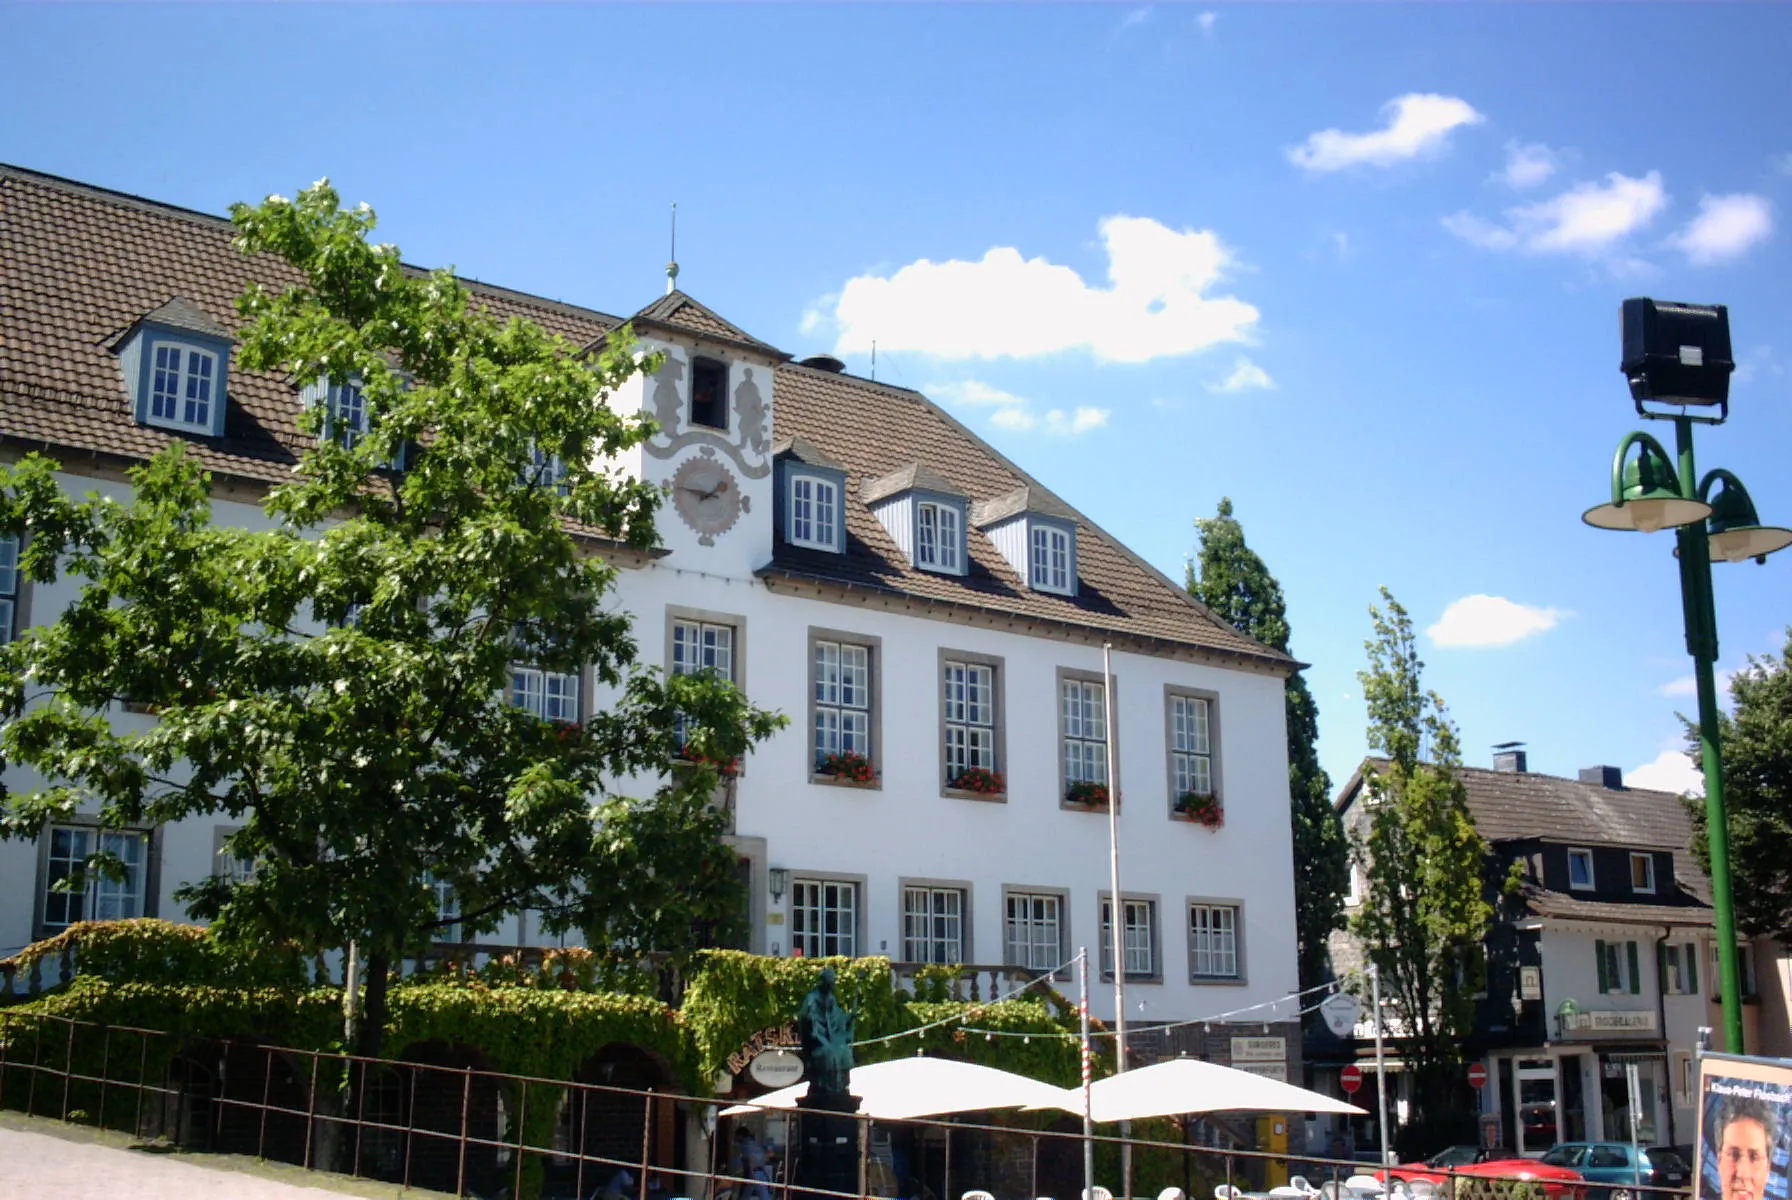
[800,354,846,373]
[1492,742,1528,773]
[1579,765,1625,790]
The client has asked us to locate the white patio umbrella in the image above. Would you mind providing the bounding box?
[1033,1058,1367,1122]
[720,1055,1072,1121]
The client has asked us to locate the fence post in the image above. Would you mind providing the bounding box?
[302,1055,319,1172]
[403,1065,419,1193]
[98,1027,111,1130]
[456,1068,472,1199]
[133,1031,148,1138]
[576,1088,590,1200]
[352,1060,368,1180]
[639,1087,655,1200]
[26,1014,42,1116]
[258,1045,273,1161]
[61,1014,75,1121]
[513,1077,530,1200]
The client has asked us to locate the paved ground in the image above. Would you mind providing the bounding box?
[0,1111,455,1199]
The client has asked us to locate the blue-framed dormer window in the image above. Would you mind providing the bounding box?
[1029,520,1076,595]
[916,499,962,573]
[113,298,234,439]
[525,443,570,495]
[322,381,369,448]
[789,472,841,551]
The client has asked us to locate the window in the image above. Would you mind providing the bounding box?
[1004,890,1064,971]
[430,875,460,943]
[525,442,569,494]
[1343,863,1361,907]
[916,501,961,572]
[1100,897,1157,980]
[1029,523,1073,593]
[1568,848,1595,890]
[690,358,728,430]
[325,381,368,448]
[509,665,580,723]
[902,886,965,964]
[1061,677,1108,793]
[1189,902,1240,980]
[943,659,998,787]
[790,474,840,551]
[672,619,735,683]
[147,342,219,433]
[1661,943,1700,996]
[1596,938,1641,994]
[791,878,857,958]
[1630,852,1656,894]
[42,826,150,932]
[813,639,871,768]
[0,533,17,644]
[1713,943,1761,998]
[213,826,256,885]
[1169,692,1213,798]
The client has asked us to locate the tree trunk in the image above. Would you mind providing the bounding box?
[357,949,391,1060]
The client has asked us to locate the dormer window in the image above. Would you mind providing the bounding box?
[690,357,728,430]
[112,297,234,439]
[789,473,840,551]
[1030,524,1073,594]
[917,501,961,572]
[526,443,570,495]
[325,381,368,448]
[1630,852,1656,894]
[149,344,219,432]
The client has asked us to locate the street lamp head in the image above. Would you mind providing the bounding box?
[1703,472,1792,564]
[1583,435,1711,533]
[1621,298,1735,417]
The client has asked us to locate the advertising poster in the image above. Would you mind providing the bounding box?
[1697,1055,1792,1200]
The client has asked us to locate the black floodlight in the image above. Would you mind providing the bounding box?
[1621,298,1735,418]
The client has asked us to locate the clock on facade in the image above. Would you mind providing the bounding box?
[671,453,744,545]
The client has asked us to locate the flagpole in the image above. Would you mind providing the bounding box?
[1080,947,1095,1200]
[1103,642,1131,1198]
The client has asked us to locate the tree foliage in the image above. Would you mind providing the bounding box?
[1687,629,1792,940]
[1188,497,1346,990]
[0,181,783,1054]
[1350,588,1491,1130]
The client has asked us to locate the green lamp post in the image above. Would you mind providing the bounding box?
[1583,299,1792,1055]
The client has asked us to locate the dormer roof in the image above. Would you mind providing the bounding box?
[108,295,233,350]
[971,484,1076,527]
[862,462,968,505]
[622,289,787,360]
[772,436,846,472]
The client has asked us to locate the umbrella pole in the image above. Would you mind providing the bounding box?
[1079,948,1095,1200]
[944,1118,951,1200]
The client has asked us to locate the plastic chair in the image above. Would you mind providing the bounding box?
[1215,1187,1244,1200]
[1159,1189,1188,1200]
[963,1192,997,1200]
[1084,1189,1114,1200]
[1291,1179,1314,1195]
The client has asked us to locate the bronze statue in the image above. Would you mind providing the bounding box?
[796,967,856,1101]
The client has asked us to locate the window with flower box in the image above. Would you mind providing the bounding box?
[1060,671,1110,806]
[811,631,878,783]
[941,650,1003,796]
[1167,687,1221,823]
[902,884,967,965]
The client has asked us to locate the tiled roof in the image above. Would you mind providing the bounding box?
[626,290,785,358]
[1521,887,1712,928]
[768,362,1292,665]
[861,462,967,504]
[0,164,1293,672]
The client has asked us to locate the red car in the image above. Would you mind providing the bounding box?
[1380,1148,1585,1200]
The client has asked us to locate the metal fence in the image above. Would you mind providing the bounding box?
[0,1009,1697,1200]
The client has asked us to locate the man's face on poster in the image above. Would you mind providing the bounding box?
[1720,1116,1771,1200]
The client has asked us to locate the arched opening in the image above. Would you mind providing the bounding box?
[545,1043,682,1199]
[388,1040,505,1195]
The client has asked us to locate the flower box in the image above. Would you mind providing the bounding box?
[816,751,877,785]
[1064,781,1110,808]
[949,767,1006,796]
[1173,791,1223,829]
[676,745,740,779]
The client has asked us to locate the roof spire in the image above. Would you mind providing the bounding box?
[665,201,679,295]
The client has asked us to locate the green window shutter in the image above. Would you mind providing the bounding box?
[1596,939,1609,993]
[1628,941,1642,994]
[1687,943,1699,995]
[1658,943,1670,993]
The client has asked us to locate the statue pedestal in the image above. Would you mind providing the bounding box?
[793,1090,863,1200]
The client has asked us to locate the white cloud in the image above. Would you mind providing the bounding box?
[1775,153,1792,176]
[821,216,1259,364]
[1444,171,1668,257]
[927,379,1029,407]
[1658,676,1697,698]
[1287,93,1484,173]
[1208,358,1274,393]
[1495,141,1559,190]
[933,379,1109,438]
[1426,594,1565,648]
[1669,193,1773,265]
[1196,11,1217,36]
[1121,6,1152,28]
[1625,748,1703,796]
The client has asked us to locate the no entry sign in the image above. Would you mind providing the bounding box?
[1341,1064,1364,1094]
[1467,1063,1489,1089]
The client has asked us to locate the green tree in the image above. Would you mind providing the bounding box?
[1188,497,1346,990]
[1687,629,1792,940]
[1350,588,1491,1143]
[0,181,783,1055]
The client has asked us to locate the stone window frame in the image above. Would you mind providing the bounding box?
[897,876,974,965]
[1187,896,1246,985]
[938,647,1006,801]
[808,627,882,788]
[1001,884,1072,978]
[1097,889,1163,985]
[1057,666,1119,810]
[789,870,867,959]
[1164,685,1221,816]
[35,818,159,941]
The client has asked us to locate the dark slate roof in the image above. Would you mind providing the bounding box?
[0,164,1293,672]
[861,462,968,504]
[972,483,1077,527]
[772,436,845,472]
[626,290,786,358]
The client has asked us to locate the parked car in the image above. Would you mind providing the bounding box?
[1537,1143,1690,1200]
[1381,1149,1584,1200]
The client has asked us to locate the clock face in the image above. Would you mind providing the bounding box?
[672,454,743,544]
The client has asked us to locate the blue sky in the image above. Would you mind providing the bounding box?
[5,3,1789,795]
